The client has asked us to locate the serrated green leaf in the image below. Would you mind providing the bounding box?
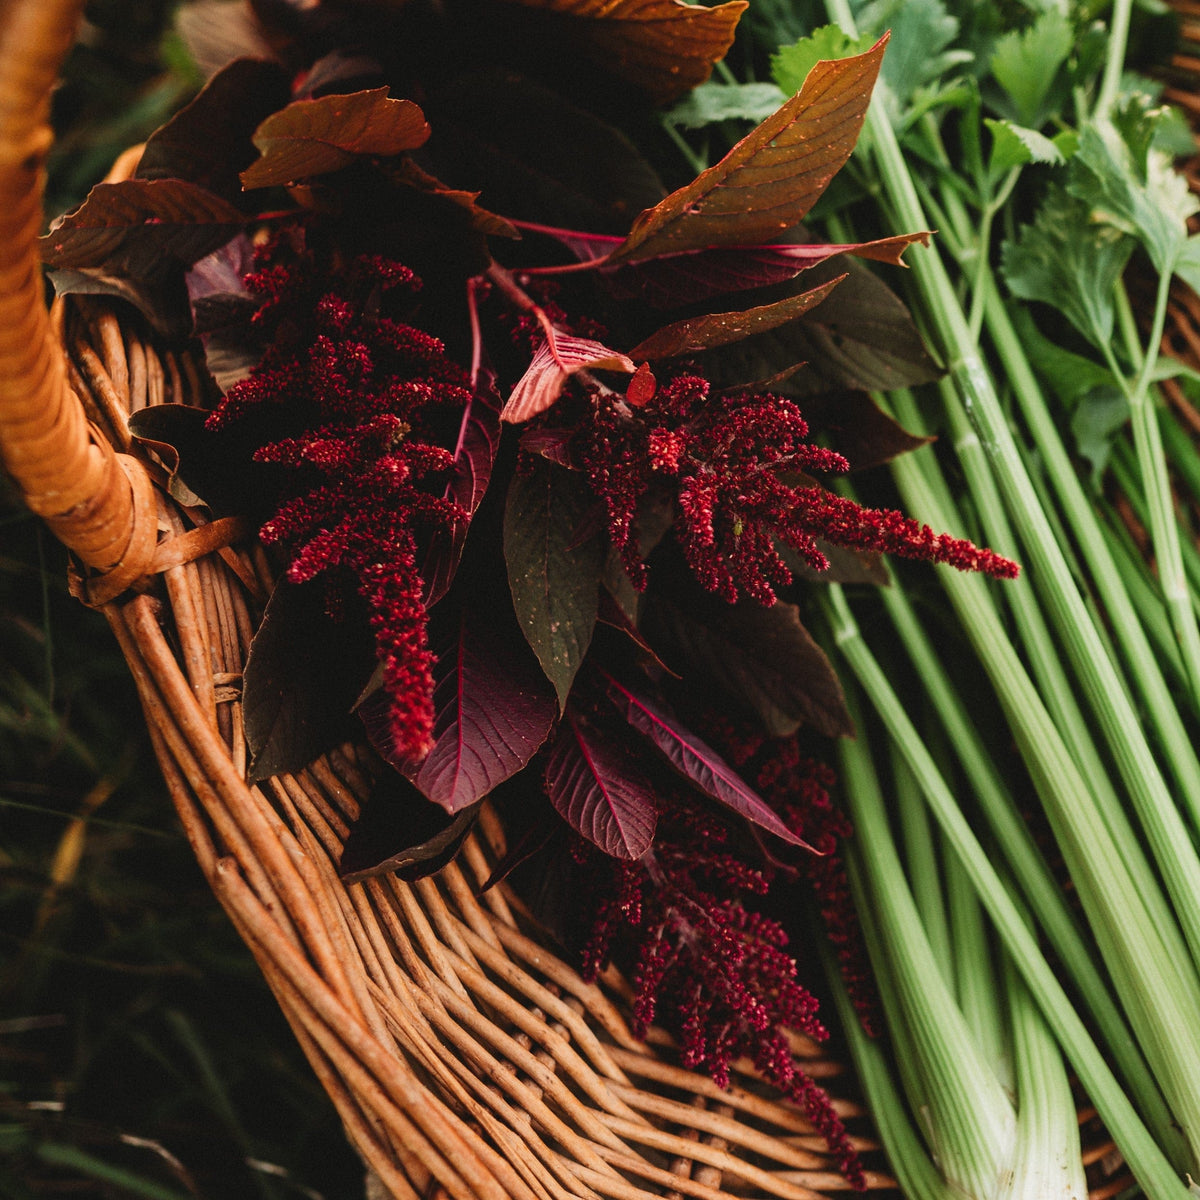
[986,118,1064,175]
[504,461,604,709]
[855,0,972,116]
[1011,306,1116,405]
[770,24,872,95]
[990,10,1072,126]
[1068,111,1199,275]
[663,81,786,130]
[1001,183,1134,350]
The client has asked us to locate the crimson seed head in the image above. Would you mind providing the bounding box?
[570,789,865,1188]
[570,370,1017,603]
[207,235,470,761]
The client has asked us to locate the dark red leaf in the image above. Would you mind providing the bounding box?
[628,275,844,360]
[545,708,657,859]
[48,267,185,336]
[500,0,748,103]
[606,233,929,308]
[606,35,888,265]
[385,159,521,239]
[421,371,503,606]
[423,71,666,234]
[360,609,557,815]
[504,462,605,707]
[501,328,635,423]
[240,88,431,189]
[340,771,481,884]
[603,674,813,848]
[136,58,292,206]
[798,389,933,471]
[692,255,942,397]
[40,179,245,273]
[518,427,577,467]
[643,591,853,738]
[242,581,376,782]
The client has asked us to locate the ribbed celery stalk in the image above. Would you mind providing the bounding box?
[836,689,1089,1198]
[820,2,1200,1176]
[824,584,1191,1197]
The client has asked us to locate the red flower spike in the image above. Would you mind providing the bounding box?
[568,371,1017,602]
[570,789,865,1188]
[207,236,472,761]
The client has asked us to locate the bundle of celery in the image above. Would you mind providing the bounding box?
[671,1,1200,1196]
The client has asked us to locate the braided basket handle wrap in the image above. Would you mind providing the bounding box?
[0,0,149,576]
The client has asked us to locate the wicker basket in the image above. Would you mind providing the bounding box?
[0,6,898,1197]
[0,4,1145,1197]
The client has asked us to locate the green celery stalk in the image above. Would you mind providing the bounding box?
[824,583,1192,1197]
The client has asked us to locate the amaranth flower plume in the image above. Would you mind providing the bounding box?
[571,789,866,1189]
[207,233,471,760]
[573,371,1018,604]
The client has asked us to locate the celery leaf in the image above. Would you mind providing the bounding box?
[1001,183,1133,350]
[989,11,1072,127]
[855,0,972,115]
[770,25,871,96]
[1067,106,1199,275]
[662,81,786,130]
[985,119,1065,175]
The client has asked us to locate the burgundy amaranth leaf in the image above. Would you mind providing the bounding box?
[422,371,503,606]
[514,220,622,262]
[546,708,657,859]
[628,274,843,360]
[643,592,853,739]
[40,178,245,271]
[240,88,431,188]
[607,232,930,308]
[361,609,557,813]
[504,461,605,707]
[603,674,814,848]
[500,0,747,104]
[136,58,292,205]
[501,329,635,423]
[606,36,888,266]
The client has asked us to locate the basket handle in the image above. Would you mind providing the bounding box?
[0,0,154,590]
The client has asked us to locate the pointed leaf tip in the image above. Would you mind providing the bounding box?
[241,89,431,188]
[606,33,889,266]
[546,710,657,859]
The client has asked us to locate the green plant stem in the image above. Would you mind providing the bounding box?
[1111,442,1200,624]
[827,0,1200,998]
[820,935,957,1200]
[927,140,1200,818]
[874,576,1180,1155]
[1095,0,1133,116]
[1103,274,1200,711]
[1000,949,1088,1200]
[825,584,1193,1198]
[836,713,1017,1199]
[875,414,1200,1174]
[894,747,953,985]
